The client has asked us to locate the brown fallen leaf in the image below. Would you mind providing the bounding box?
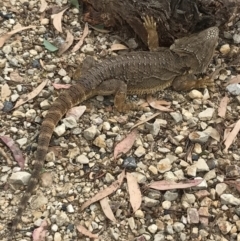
[58,30,74,55]
[0,25,36,48]
[1,83,11,101]
[66,106,86,121]
[13,79,48,109]
[100,197,117,222]
[51,7,69,33]
[218,96,229,118]
[147,95,173,112]
[32,220,48,241]
[0,135,25,169]
[10,71,24,82]
[52,83,71,89]
[81,170,125,211]
[224,119,240,152]
[72,23,89,52]
[76,224,98,239]
[148,179,203,190]
[39,0,48,13]
[126,172,142,212]
[111,43,128,51]
[114,129,138,159]
[130,112,161,130]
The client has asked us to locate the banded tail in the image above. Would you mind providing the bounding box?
[9,84,94,240]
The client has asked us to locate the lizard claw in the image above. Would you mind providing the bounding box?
[143,15,157,31]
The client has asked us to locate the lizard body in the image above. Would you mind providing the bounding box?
[9,17,219,240]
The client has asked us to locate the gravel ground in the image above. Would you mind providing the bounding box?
[1,1,240,241]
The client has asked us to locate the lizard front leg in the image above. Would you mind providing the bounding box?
[95,79,144,112]
[172,74,215,91]
[143,15,159,52]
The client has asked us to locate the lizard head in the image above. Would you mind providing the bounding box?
[170,27,219,73]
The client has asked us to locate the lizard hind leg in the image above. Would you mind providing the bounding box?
[143,15,159,51]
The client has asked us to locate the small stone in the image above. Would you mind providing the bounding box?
[46,152,55,162]
[67,204,74,213]
[218,220,232,234]
[11,94,19,102]
[162,200,171,209]
[182,108,193,120]
[204,169,216,180]
[51,224,58,232]
[93,135,106,148]
[187,208,199,224]
[189,131,209,144]
[182,193,196,204]
[226,84,240,95]
[216,183,227,196]
[62,116,77,128]
[12,110,25,118]
[175,146,183,154]
[41,18,49,25]
[134,146,146,157]
[196,158,209,172]
[148,224,158,234]
[193,143,202,154]
[170,112,183,123]
[45,64,57,72]
[2,45,12,54]
[30,193,48,209]
[105,173,115,183]
[143,197,160,207]
[54,123,66,136]
[135,210,144,218]
[58,68,67,76]
[198,207,209,226]
[76,154,89,164]
[220,44,231,55]
[189,90,203,99]
[157,158,172,173]
[29,49,38,55]
[16,137,28,147]
[221,194,240,205]
[148,165,158,175]
[40,99,50,109]
[233,34,240,44]
[9,172,31,185]
[128,217,136,230]
[163,191,179,201]
[102,122,111,131]
[186,165,197,177]
[131,172,146,184]
[83,125,97,140]
[198,108,215,120]
[54,232,62,241]
[173,222,185,232]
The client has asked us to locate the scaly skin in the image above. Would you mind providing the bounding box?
[9,24,218,240]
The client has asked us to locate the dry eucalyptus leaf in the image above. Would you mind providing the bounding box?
[100,197,117,222]
[51,7,69,33]
[39,0,48,13]
[14,79,48,109]
[0,25,36,48]
[218,96,229,118]
[114,129,138,159]
[81,170,125,211]
[58,30,74,55]
[126,172,142,212]
[72,23,89,52]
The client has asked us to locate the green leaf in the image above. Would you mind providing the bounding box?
[70,0,79,9]
[43,39,58,52]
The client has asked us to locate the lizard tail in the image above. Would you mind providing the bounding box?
[9,84,93,240]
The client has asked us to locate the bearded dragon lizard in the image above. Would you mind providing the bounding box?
[8,16,219,240]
